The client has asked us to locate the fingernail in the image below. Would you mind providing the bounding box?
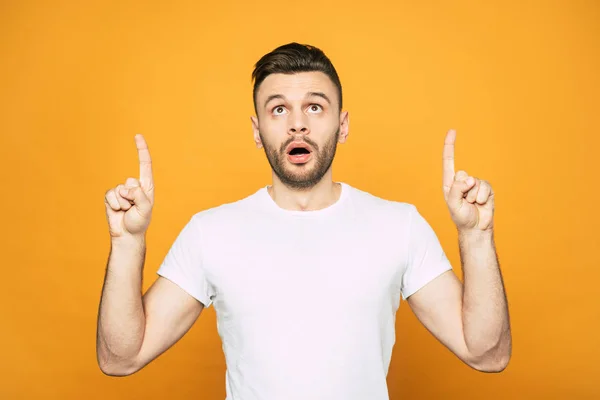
[467,177,474,185]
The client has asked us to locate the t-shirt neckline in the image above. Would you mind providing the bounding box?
[260,181,350,217]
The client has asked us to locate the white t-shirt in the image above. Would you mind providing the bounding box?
[157,182,453,400]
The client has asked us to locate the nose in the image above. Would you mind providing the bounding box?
[287,111,310,136]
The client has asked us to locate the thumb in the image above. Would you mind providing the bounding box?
[119,186,152,214]
[447,170,475,204]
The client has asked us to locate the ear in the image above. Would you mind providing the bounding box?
[338,111,350,144]
[251,116,263,149]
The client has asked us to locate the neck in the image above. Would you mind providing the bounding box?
[267,176,342,211]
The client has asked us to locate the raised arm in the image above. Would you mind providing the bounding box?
[407,130,511,373]
[96,135,204,376]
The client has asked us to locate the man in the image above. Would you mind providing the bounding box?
[97,43,511,399]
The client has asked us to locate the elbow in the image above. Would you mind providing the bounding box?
[465,336,512,373]
[97,350,140,377]
[98,360,140,377]
[98,362,138,377]
[469,352,511,373]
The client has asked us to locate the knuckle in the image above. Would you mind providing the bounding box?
[125,177,139,186]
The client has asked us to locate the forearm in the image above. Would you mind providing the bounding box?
[97,235,147,373]
[459,229,511,366]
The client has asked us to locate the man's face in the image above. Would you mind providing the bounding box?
[251,71,349,190]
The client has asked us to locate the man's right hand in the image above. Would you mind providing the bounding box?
[104,134,155,238]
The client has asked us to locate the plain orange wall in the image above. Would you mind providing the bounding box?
[1,1,598,399]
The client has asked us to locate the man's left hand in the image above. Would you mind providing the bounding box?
[442,129,495,233]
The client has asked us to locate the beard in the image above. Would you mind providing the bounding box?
[260,127,340,190]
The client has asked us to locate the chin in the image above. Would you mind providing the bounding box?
[279,171,322,188]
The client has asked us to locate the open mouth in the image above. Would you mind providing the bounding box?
[288,147,311,156]
[287,147,312,164]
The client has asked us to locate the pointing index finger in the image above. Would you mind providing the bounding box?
[442,129,456,194]
[135,134,154,194]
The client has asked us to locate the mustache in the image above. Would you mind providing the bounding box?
[279,136,319,153]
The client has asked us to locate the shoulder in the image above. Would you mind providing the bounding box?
[345,183,417,220]
[187,187,266,228]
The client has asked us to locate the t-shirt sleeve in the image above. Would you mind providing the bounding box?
[401,205,454,300]
[156,215,214,307]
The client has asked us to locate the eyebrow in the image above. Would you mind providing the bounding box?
[263,92,332,109]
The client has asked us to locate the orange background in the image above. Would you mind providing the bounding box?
[1,1,598,399]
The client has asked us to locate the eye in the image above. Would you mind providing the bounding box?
[272,106,288,116]
[307,104,323,113]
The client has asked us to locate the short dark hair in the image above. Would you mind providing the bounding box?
[251,42,343,114]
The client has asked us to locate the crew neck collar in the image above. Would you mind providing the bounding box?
[260,182,350,216]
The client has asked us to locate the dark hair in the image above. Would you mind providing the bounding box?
[251,42,343,114]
